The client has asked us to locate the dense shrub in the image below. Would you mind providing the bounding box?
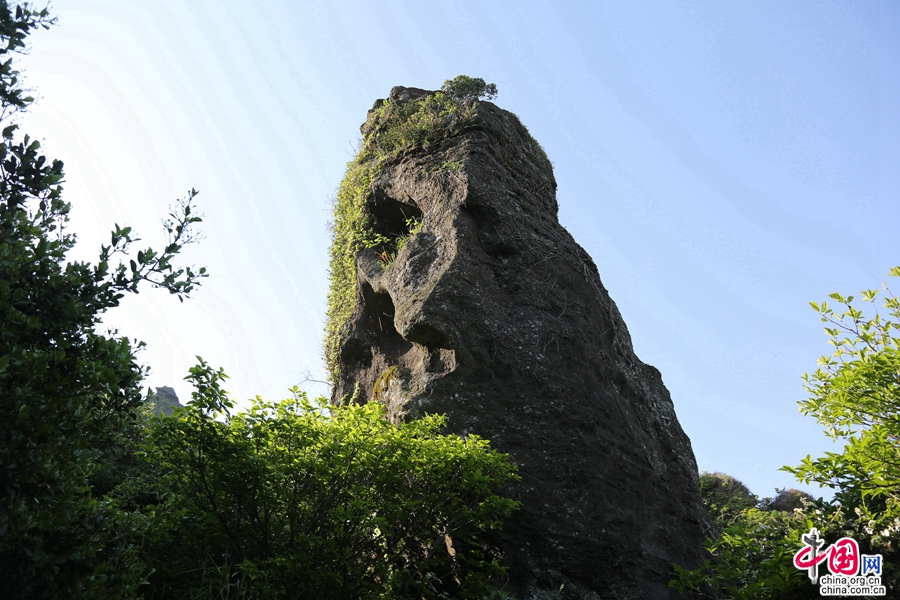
[766,488,815,513]
[131,360,519,599]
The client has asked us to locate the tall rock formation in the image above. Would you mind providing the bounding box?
[147,386,183,417]
[328,85,707,599]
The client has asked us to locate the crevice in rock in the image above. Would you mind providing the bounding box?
[403,321,450,349]
[360,280,413,363]
[367,188,423,262]
[463,203,520,259]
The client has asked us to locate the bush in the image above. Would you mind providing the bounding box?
[767,488,815,513]
[134,360,520,599]
[671,492,898,599]
[671,504,822,600]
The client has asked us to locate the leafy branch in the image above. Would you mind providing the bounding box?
[95,188,208,302]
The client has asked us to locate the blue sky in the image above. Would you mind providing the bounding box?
[17,0,900,500]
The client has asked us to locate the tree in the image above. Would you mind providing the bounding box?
[0,3,206,597]
[784,267,900,523]
[440,75,498,103]
[783,266,900,585]
[671,507,813,600]
[671,268,900,597]
[136,360,519,599]
[677,474,821,599]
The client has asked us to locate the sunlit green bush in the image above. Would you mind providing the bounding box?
[134,360,519,599]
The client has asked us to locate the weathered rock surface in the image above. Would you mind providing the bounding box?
[333,87,707,599]
[147,386,183,417]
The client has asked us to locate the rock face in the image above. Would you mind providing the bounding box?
[332,87,707,599]
[147,386,183,417]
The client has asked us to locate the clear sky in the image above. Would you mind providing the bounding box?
[16,0,900,501]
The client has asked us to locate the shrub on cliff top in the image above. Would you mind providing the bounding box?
[698,471,760,532]
[441,75,498,102]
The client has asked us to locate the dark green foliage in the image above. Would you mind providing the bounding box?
[671,504,822,600]
[134,360,519,599]
[440,75,498,103]
[0,3,206,597]
[671,493,899,599]
[684,476,823,598]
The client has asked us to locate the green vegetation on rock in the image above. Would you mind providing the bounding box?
[698,471,760,532]
[325,76,497,385]
[441,75,498,103]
